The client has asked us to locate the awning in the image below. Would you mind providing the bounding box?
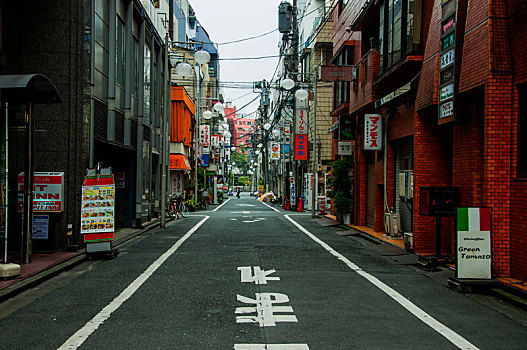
[0,74,61,104]
[170,154,191,170]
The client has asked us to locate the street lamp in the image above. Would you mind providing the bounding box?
[203,110,213,120]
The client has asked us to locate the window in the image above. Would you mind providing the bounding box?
[379,0,422,72]
[116,17,126,87]
[144,45,151,123]
[519,84,527,176]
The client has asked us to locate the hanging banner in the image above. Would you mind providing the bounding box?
[456,207,492,279]
[295,135,308,160]
[80,184,115,234]
[270,142,280,160]
[17,172,65,212]
[295,98,308,134]
[199,125,210,146]
[364,114,382,150]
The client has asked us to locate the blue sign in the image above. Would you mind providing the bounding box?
[201,154,209,167]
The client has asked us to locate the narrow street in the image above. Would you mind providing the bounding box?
[1,194,526,349]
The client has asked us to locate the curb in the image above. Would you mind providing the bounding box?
[0,221,161,304]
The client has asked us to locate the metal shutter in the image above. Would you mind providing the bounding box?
[395,136,413,233]
[366,156,376,228]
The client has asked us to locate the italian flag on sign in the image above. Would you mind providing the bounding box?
[456,207,492,279]
[457,208,491,232]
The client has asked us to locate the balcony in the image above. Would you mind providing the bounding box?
[349,49,381,114]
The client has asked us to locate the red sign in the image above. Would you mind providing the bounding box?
[18,172,64,212]
[295,135,308,160]
[318,65,355,82]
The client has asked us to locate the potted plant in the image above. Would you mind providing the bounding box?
[184,199,198,212]
[328,157,354,224]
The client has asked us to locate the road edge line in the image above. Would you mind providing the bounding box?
[57,216,210,350]
[284,214,479,350]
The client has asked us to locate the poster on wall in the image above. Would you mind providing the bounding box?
[80,185,115,234]
[456,207,492,279]
[17,172,65,212]
[33,215,49,240]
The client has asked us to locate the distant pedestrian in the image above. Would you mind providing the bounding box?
[236,187,240,198]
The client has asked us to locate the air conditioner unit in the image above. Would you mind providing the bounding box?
[384,213,401,236]
[398,170,413,200]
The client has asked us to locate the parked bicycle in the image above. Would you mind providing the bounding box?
[167,194,189,219]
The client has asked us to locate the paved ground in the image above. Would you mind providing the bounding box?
[1,193,526,349]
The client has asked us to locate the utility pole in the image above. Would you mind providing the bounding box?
[292,0,300,210]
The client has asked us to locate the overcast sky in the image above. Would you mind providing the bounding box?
[187,0,284,115]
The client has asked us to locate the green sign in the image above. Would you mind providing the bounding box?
[442,33,455,52]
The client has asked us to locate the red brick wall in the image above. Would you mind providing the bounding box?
[355,123,367,226]
[333,0,365,56]
[388,105,415,141]
[508,0,527,84]
[511,179,527,279]
[413,107,453,254]
[415,0,441,110]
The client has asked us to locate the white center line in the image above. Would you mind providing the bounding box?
[284,214,479,350]
[57,216,210,350]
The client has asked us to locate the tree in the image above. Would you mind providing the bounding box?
[328,157,354,214]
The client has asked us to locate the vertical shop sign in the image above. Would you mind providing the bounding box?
[199,125,210,146]
[364,114,382,150]
[290,177,296,206]
[438,0,458,124]
[295,98,308,135]
[456,208,492,279]
[294,135,308,160]
[170,172,184,196]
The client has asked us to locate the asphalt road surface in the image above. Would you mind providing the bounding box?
[1,193,526,349]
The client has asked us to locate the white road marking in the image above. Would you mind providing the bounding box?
[238,266,280,284]
[57,216,210,350]
[284,214,480,350]
[236,204,256,207]
[212,198,231,212]
[243,220,261,223]
[231,218,238,221]
[234,345,309,350]
[236,293,298,327]
[262,202,280,212]
[231,211,252,214]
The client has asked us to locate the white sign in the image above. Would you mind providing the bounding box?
[295,98,308,135]
[270,142,280,160]
[199,125,210,146]
[364,114,382,150]
[440,100,454,119]
[170,172,184,196]
[211,135,222,147]
[440,48,455,69]
[238,266,280,285]
[439,83,454,102]
[33,215,49,240]
[457,208,492,279]
[17,172,65,212]
[338,141,353,155]
[236,293,298,327]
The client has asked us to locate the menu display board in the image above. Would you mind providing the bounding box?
[80,185,115,234]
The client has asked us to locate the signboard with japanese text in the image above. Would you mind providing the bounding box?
[80,185,115,234]
[295,98,308,135]
[364,114,382,150]
[170,172,184,196]
[270,142,280,160]
[456,207,492,279]
[17,172,65,212]
[318,65,355,82]
[199,125,210,146]
[295,135,308,160]
[338,141,353,155]
[211,134,222,147]
[439,0,458,125]
[290,177,296,206]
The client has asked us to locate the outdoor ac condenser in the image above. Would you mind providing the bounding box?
[384,213,401,236]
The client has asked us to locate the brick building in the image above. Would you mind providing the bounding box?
[332,0,527,282]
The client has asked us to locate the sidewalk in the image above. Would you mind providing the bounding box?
[322,214,527,308]
[0,218,161,303]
